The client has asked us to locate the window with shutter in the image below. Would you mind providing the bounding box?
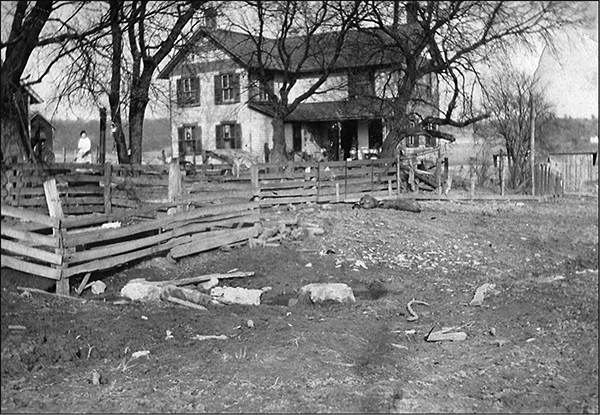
[176,77,200,107]
[178,125,202,155]
[215,73,240,104]
[216,125,224,148]
[216,122,242,149]
[214,75,222,105]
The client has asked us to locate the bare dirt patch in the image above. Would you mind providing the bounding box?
[1,196,598,413]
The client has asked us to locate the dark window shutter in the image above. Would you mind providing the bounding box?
[234,124,242,149]
[177,126,185,157]
[193,126,202,153]
[176,79,183,106]
[193,77,200,105]
[216,125,224,149]
[232,73,240,103]
[214,75,222,105]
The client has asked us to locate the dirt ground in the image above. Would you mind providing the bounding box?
[1,195,598,413]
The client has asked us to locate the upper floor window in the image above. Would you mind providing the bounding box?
[214,73,240,105]
[216,122,242,149]
[176,77,200,107]
[348,70,374,99]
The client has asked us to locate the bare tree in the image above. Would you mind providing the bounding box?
[223,1,363,163]
[1,1,112,163]
[358,1,590,158]
[52,1,211,164]
[479,65,554,190]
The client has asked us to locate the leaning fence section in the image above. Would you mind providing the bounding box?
[1,156,446,294]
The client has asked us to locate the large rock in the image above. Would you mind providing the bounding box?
[299,283,356,304]
[120,278,162,301]
[210,286,264,305]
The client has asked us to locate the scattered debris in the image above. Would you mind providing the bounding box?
[192,334,229,341]
[406,298,430,322]
[131,350,151,359]
[166,296,208,311]
[17,286,86,302]
[76,273,92,296]
[250,216,325,249]
[469,283,497,307]
[199,276,219,291]
[298,283,356,304]
[210,286,264,305]
[91,370,102,385]
[391,343,409,350]
[538,275,566,283]
[90,280,107,295]
[426,328,468,342]
[165,330,174,340]
[8,325,26,330]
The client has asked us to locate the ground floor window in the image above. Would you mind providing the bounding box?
[178,125,202,156]
[216,123,242,149]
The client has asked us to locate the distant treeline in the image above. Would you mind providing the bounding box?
[51,118,171,157]
[544,116,598,153]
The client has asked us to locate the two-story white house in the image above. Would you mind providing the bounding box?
[157,24,439,164]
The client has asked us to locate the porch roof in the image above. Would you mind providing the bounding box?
[248,99,388,123]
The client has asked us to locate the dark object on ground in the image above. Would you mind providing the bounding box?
[380,199,422,213]
[353,194,422,213]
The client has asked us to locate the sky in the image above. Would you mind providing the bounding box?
[20,1,599,122]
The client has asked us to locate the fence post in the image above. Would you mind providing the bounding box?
[103,162,112,214]
[43,178,68,296]
[396,152,401,197]
[250,165,259,199]
[500,156,505,197]
[470,170,475,199]
[168,160,182,204]
[370,158,374,194]
[316,161,321,203]
[435,154,442,195]
[408,157,415,192]
[344,159,348,199]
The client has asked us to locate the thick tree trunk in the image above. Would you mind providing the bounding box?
[128,78,151,164]
[270,116,288,163]
[109,0,129,164]
[128,101,147,165]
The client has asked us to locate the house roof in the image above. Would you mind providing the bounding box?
[248,98,389,122]
[30,111,56,129]
[158,26,412,79]
[21,84,43,104]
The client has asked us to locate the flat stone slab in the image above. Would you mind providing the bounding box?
[299,283,356,304]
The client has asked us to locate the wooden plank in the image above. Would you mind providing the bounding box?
[155,271,255,287]
[1,223,59,248]
[62,239,176,277]
[166,296,208,311]
[170,225,259,259]
[17,286,85,302]
[1,254,62,280]
[63,201,258,247]
[1,239,63,265]
[1,204,60,228]
[65,213,258,264]
[111,176,169,186]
